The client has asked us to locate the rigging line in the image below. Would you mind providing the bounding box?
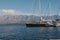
[48,0,52,19]
[59,5,60,18]
[45,0,48,17]
[49,1,51,16]
[57,6,60,19]
[31,0,35,14]
[57,4,60,19]
[39,0,42,16]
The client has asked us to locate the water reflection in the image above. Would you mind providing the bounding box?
[0,24,60,40]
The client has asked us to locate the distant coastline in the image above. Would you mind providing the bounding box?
[0,15,59,24]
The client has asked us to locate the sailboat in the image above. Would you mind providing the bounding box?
[55,5,60,27]
[26,0,56,27]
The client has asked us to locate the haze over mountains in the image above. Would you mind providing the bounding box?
[0,14,60,24]
[0,9,60,24]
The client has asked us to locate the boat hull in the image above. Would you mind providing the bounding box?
[26,24,56,27]
[26,24,46,27]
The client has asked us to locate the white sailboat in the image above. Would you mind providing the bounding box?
[55,5,60,27]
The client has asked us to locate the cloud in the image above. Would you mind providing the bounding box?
[0,9,41,16]
[0,9,40,16]
[0,9,57,16]
[0,9,17,15]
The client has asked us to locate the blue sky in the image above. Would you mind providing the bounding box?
[0,0,60,16]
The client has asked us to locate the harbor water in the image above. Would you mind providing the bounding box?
[0,24,60,40]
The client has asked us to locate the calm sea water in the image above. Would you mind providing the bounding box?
[0,24,60,40]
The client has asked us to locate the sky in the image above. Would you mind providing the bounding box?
[0,0,60,16]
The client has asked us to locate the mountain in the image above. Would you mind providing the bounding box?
[0,15,60,24]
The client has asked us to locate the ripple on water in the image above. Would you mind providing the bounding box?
[0,24,60,40]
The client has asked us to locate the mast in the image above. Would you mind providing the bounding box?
[31,0,35,14]
[57,4,60,19]
[31,0,42,23]
[38,0,42,21]
[39,0,41,14]
[48,0,52,20]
